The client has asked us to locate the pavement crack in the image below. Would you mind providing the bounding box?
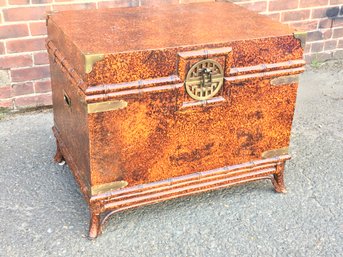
[298,168,336,218]
[323,93,343,101]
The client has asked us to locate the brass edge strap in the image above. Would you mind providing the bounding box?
[87,100,128,113]
[46,40,85,91]
[91,181,128,195]
[181,96,226,108]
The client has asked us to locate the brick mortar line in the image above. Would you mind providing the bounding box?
[10,63,49,70]
[12,93,52,110]
[32,61,49,67]
[304,48,343,55]
[309,8,314,21]
[0,99,13,103]
[285,19,319,24]
[285,18,343,24]
[27,21,33,38]
[316,22,343,29]
[286,22,343,32]
[264,5,343,15]
[1,19,339,35]
[0,4,339,25]
[307,40,342,45]
[30,77,50,94]
[10,77,51,85]
[0,22,48,28]
[1,50,47,55]
[307,38,334,43]
[33,80,37,94]
[234,0,267,4]
[9,80,49,89]
[0,20,48,25]
[30,53,35,68]
[2,36,47,56]
[14,92,52,98]
[0,91,52,102]
[1,4,53,9]
[0,0,131,9]
[0,50,47,58]
[2,35,47,41]
[266,17,342,29]
[0,0,141,26]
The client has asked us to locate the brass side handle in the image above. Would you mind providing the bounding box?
[63,91,71,107]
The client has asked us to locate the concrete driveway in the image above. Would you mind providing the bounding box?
[0,62,342,257]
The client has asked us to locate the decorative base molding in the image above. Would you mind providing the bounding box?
[53,127,290,239]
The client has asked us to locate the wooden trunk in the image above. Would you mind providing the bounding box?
[47,2,305,238]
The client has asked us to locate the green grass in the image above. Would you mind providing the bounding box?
[310,55,323,69]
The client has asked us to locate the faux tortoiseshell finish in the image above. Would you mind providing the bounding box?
[47,2,305,238]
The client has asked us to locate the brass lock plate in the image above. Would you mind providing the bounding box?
[185,59,224,101]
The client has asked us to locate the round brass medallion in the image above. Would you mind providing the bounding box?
[185,59,224,101]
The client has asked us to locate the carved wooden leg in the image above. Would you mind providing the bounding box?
[272,161,287,193]
[89,212,101,239]
[53,139,64,163]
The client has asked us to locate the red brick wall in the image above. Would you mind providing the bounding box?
[228,0,343,63]
[0,0,342,110]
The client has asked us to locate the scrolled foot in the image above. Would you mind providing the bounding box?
[272,162,287,193]
[53,140,64,163]
[89,213,101,239]
[272,175,287,193]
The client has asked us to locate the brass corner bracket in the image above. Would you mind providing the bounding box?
[262,147,289,159]
[84,53,105,74]
[293,31,307,49]
[46,11,59,26]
